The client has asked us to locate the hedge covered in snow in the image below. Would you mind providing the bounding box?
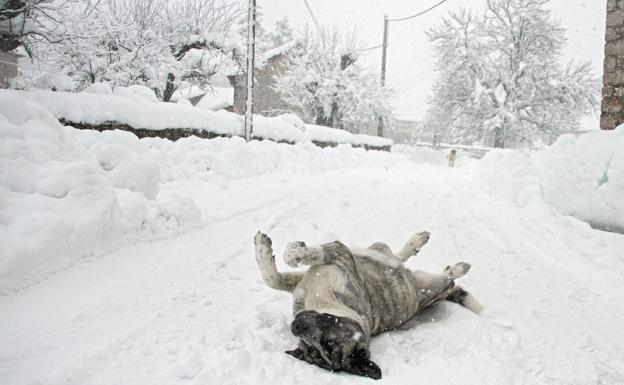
[1,86,392,150]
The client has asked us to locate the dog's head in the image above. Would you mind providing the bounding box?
[285,310,382,380]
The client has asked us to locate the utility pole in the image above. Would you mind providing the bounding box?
[244,0,256,142]
[378,15,389,137]
[376,1,451,137]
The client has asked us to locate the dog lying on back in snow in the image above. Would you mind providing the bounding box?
[254,231,483,380]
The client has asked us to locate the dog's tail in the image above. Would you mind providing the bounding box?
[446,286,484,314]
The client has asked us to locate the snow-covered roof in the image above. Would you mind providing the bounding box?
[258,40,297,65]
[196,87,234,111]
[226,40,298,77]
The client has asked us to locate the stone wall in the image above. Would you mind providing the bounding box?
[59,119,390,151]
[601,0,624,129]
[229,54,299,117]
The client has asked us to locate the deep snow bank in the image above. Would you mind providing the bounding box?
[143,136,408,183]
[0,94,202,293]
[469,128,624,231]
[0,92,401,293]
[2,86,621,294]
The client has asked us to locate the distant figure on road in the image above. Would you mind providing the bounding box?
[448,149,457,167]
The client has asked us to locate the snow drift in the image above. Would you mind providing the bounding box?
[1,88,622,294]
[0,93,202,293]
[470,128,624,232]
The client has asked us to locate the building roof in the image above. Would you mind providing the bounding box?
[258,40,297,67]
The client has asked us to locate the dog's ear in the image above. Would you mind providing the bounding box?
[285,348,305,361]
[347,358,382,380]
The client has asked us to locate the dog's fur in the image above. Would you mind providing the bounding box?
[254,231,482,380]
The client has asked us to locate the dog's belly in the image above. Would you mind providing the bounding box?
[355,256,421,335]
[292,255,420,337]
[293,264,372,333]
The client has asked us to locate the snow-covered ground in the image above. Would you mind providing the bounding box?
[1,101,624,384]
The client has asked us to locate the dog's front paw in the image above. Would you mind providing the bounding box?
[254,232,274,264]
[254,231,272,247]
[443,262,471,279]
[284,241,307,267]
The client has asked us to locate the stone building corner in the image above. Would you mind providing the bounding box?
[601,0,624,129]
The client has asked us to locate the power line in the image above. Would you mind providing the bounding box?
[355,44,383,53]
[303,0,323,35]
[387,0,450,22]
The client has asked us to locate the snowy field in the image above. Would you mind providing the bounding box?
[1,101,624,385]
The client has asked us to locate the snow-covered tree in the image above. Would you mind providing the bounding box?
[34,0,171,92]
[21,0,244,99]
[161,0,245,101]
[275,28,392,133]
[425,0,599,148]
[266,16,294,47]
[0,0,97,55]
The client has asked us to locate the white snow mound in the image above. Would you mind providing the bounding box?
[0,93,201,292]
[470,128,624,231]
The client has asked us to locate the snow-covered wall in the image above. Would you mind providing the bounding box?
[0,88,391,150]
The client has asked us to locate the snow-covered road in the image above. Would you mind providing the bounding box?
[2,164,624,385]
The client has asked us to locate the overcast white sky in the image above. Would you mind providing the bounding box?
[261,0,606,129]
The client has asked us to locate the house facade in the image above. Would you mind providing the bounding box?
[228,42,300,117]
[0,51,20,86]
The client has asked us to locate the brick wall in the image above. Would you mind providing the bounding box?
[0,52,19,86]
[601,0,624,129]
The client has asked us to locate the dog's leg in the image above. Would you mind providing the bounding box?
[446,286,484,314]
[413,263,482,313]
[284,240,352,268]
[443,261,471,279]
[367,242,394,258]
[396,231,430,262]
[412,263,469,308]
[412,271,455,308]
[254,232,304,292]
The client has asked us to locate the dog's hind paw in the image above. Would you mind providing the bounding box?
[411,231,431,248]
[443,262,471,279]
[397,231,431,260]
